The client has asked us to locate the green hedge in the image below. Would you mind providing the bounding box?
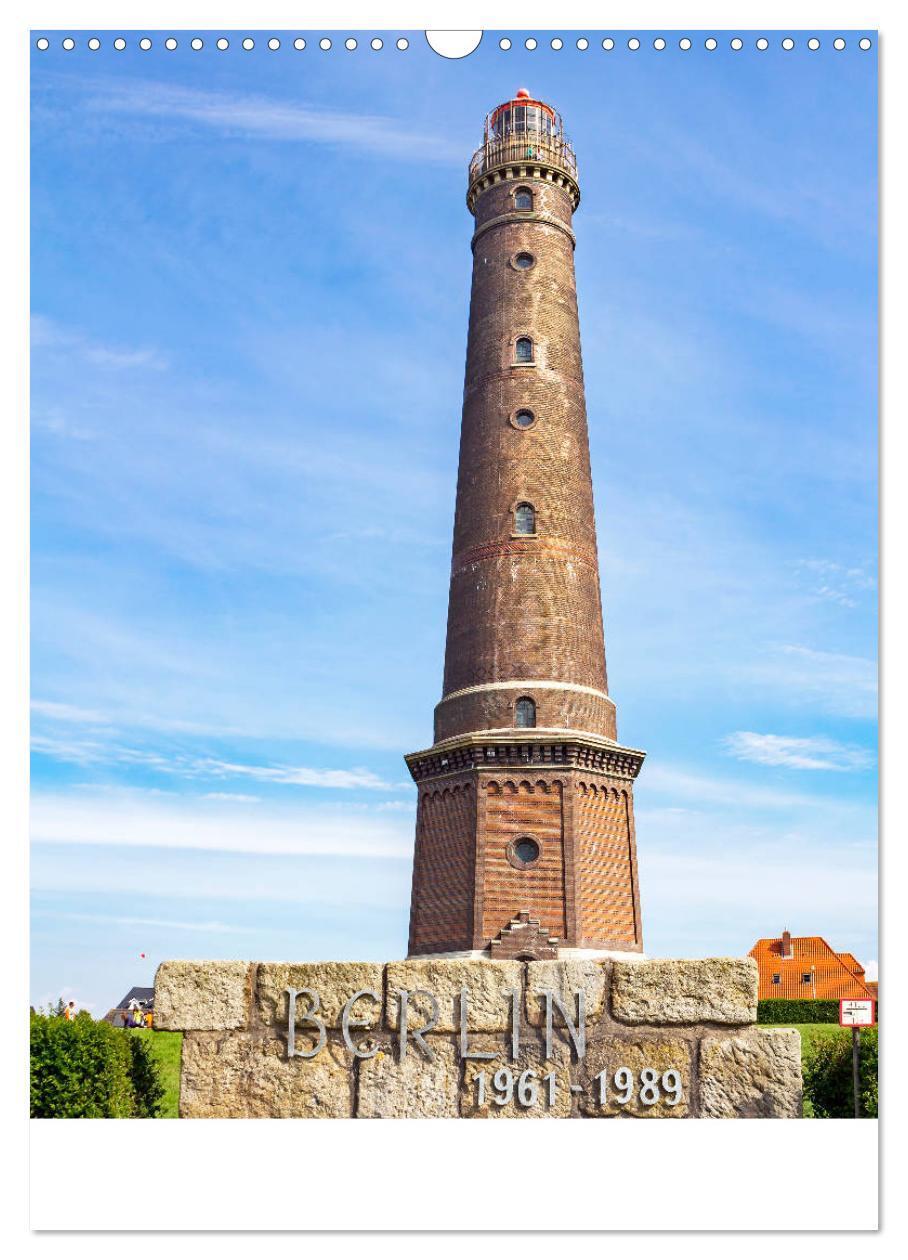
[758,999,843,1024]
[30,1010,164,1118]
[803,1027,878,1118]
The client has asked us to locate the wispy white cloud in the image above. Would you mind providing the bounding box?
[795,559,877,610]
[196,757,390,790]
[32,314,168,372]
[643,763,838,813]
[30,789,412,858]
[635,774,876,959]
[31,699,111,724]
[45,910,259,935]
[31,405,97,442]
[723,731,875,772]
[68,78,465,165]
[640,846,877,956]
[31,839,411,909]
[31,686,266,743]
[739,644,877,721]
[30,728,393,791]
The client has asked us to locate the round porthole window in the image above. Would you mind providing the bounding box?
[511,408,536,430]
[512,837,540,866]
[512,252,536,270]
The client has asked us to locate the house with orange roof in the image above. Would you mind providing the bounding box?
[749,930,876,1002]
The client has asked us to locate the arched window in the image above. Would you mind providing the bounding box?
[514,187,533,211]
[515,696,536,728]
[515,336,534,363]
[514,502,536,535]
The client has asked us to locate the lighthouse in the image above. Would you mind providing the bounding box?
[405,91,645,961]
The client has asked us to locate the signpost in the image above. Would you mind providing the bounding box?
[839,999,875,1118]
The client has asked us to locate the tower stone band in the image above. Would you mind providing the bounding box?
[406,91,645,960]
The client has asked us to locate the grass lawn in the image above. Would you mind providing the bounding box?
[776,1022,850,1054]
[127,1028,182,1118]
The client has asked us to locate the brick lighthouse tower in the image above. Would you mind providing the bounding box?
[405,91,645,961]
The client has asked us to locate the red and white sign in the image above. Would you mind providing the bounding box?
[839,999,875,1026]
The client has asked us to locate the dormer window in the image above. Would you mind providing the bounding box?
[514,187,533,211]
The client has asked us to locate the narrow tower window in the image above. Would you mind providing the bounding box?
[514,187,533,210]
[515,336,534,362]
[514,502,536,535]
[515,696,536,728]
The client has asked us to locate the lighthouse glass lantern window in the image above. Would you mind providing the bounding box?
[492,102,554,141]
[515,696,536,727]
[514,503,535,535]
[516,337,534,362]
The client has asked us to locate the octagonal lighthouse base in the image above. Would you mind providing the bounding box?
[405,730,647,961]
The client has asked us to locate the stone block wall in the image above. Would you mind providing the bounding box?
[155,956,801,1119]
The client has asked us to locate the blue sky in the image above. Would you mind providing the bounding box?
[30,33,877,1014]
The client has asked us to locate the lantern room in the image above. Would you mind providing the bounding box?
[467,88,579,211]
[485,88,563,143]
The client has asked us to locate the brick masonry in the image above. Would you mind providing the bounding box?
[156,956,803,1119]
[441,179,607,722]
[405,96,645,957]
